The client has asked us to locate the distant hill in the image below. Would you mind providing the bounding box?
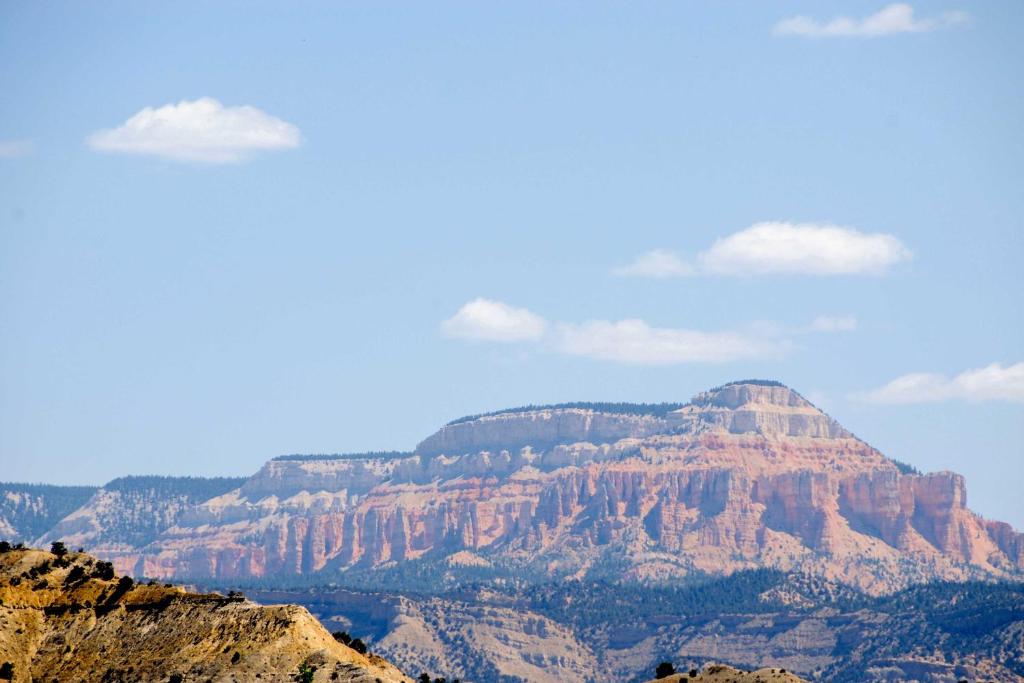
[0,483,97,543]
[36,475,245,554]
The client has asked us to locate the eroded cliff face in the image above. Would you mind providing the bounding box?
[64,382,1024,593]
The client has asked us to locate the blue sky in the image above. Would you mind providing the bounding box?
[1,2,1022,527]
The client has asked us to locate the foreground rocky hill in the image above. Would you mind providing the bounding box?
[79,380,1022,594]
[247,571,1024,683]
[0,544,409,682]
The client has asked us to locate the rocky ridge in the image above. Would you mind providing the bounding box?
[647,665,806,683]
[0,545,409,682]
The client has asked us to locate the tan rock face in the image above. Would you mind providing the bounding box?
[67,382,1023,593]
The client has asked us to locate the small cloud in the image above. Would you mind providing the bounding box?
[700,222,911,275]
[87,97,300,163]
[442,300,786,365]
[616,222,911,278]
[554,319,784,365]
[0,139,33,158]
[612,249,695,278]
[441,298,547,342]
[807,315,858,333]
[857,362,1024,403]
[774,3,969,38]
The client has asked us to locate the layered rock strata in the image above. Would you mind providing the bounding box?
[46,382,1024,593]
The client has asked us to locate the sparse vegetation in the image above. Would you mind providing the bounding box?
[273,451,414,462]
[890,458,921,475]
[446,401,687,426]
[64,565,86,585]
[0,662,13,681]
[294,662,316,683]
[707,379,786,391]
[655,661,676,678]
[331,630,368,654]
[92,561,115,581]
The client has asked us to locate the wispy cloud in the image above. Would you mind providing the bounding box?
[87,97,300,163]
[439,299,831,365]
[554,319,784,365]
[614,222,911,278]
[857,363,1024,403]
[774,3,969,38]
[0,139,33,158]
[807,315,858,333]
[441,298,547,342]
[612,249,694,278]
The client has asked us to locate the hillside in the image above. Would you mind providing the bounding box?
[0,544,409,682]
[245,572,1024,683]
[0,483,97,544]
[35,475,245,575]
[91,381,1022,594]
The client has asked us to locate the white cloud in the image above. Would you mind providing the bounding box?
[807,315,858,332]
[555,319,782,365]
[858,363,1024,403]
[699,222,912,275]
[612,249,694,278]
[441,298,547,342]
[0,139,32,158]
[442,299,785,365]
[616,222,911,278]
[87,97,300,163]
[774,3,968,38]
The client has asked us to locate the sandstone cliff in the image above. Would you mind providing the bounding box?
[0,545,409,682]
[39,381,1024,593]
